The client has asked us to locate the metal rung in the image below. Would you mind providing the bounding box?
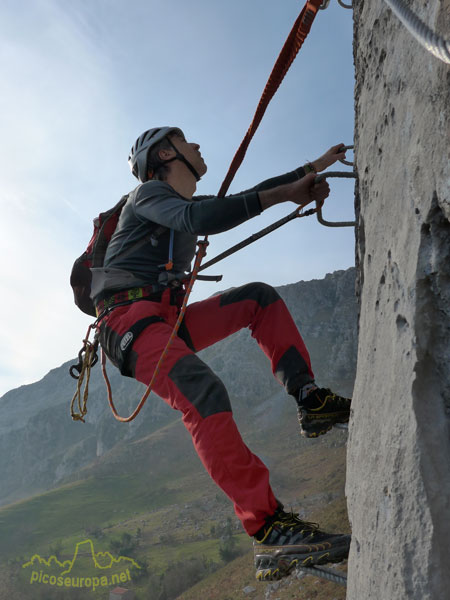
[314,171,357,228]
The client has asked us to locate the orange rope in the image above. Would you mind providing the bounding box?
[217,0,324,198]
[102,240,208,422]
[102,0,324,422]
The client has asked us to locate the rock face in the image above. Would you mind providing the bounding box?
[347,2,450,598]
[0,268,357,507]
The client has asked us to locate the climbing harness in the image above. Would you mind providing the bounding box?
[383,0,450,65]
[99,238,209,423]
[70,0,355,423]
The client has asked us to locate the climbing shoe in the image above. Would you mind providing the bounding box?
[253,508,350,581]
[297,387,351,438]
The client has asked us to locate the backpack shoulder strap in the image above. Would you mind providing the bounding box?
[91,195,129,268]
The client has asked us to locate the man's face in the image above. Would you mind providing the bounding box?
[169,133,208,178]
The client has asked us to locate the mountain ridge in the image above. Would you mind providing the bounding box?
[0,268,357,507]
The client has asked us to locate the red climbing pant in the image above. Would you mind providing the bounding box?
[98,282,314,535]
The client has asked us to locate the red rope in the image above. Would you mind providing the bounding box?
[103,0,323,422]
[217,0,323,198]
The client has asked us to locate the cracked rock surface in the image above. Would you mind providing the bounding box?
[347,1,450,599]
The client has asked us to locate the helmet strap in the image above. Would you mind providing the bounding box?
[165,139,201,182]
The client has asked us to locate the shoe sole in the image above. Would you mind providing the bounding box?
[255,543,349,581]
[299,410,350,438]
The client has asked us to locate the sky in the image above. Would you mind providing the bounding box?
[0,0,355,398]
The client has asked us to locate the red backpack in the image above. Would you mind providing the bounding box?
[70,195,130,317]
[70,194,169,317]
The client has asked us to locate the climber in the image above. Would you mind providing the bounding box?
[91,126,351,563]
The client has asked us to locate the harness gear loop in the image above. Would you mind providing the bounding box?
[70,324,99,422]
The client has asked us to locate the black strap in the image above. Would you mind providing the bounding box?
[118,316,165,368]
[115,224,167,262]
[196,274,223,282]
[166,138,201,181]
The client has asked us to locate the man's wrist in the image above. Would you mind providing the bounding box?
[259,185,290,210]
[303,161,317,174]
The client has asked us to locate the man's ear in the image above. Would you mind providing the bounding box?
[158,148,175,160]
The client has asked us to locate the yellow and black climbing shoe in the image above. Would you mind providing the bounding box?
[253,509,350,581]
[297,387,351,438]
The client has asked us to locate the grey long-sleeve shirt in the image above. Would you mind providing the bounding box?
[91,166,307,301]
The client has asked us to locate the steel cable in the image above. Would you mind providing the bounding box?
[383,0,450,64]
[297,564,347,586]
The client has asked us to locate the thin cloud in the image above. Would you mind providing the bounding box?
[0,0,355,397]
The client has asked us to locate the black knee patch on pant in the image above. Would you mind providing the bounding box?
[168,354,232,418]
[219,282,280,309]
[177,317,196,352]
[274,345,312,395]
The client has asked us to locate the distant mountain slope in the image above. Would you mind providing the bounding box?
[0,268,356,507]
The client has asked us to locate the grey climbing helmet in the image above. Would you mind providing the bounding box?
[128,126,201,183]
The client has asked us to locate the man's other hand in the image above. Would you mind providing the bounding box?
[310,144,347,173]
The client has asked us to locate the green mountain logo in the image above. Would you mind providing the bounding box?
[22,539,140,575]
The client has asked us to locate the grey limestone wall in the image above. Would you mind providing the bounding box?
[347,1,450,598]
